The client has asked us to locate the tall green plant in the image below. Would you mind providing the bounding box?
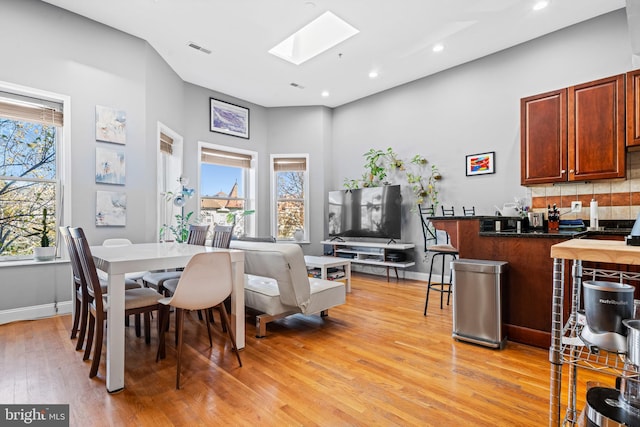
[28,207,53,247]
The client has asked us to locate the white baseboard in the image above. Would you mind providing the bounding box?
[0,301,72,325]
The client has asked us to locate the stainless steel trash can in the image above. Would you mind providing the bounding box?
[451,259,508,349]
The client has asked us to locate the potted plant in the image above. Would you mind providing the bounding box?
[159,175,199,243]
[30,207,56,261]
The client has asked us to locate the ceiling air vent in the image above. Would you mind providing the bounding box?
[290,82,305,89]
[188,42,212,55]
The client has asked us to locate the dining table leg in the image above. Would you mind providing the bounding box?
[231,259,245,350]
[106,272,125,393]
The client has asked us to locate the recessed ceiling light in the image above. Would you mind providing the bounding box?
[369,70,379,79]
[321,90,330,97]
[432,43,444,53]
[268,11,359,65]
[533,1,549,11]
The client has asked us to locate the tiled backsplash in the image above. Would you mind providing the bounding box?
[530,150,640,221]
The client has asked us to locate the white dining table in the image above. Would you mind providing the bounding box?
[89,242,245,393]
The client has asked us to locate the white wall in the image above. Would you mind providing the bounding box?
[181,83,270,235]
[331,9,633,272]
[266,106,333,255]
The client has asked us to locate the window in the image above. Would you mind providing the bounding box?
[156,123,183,242]
[271,154,309,241]
[199,144,256,237]
[0,85,68,259]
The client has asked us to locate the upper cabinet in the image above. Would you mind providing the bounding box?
[628,69,640,148]
[520,89,567,185]
[521,74,626,185]
[568,74,625,181]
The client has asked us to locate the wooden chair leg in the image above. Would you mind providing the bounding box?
[176,308,184,389]
[156,306,170,361]
[76,298,89,351]
[134,313,141,337]
[70,294,81,339]
[144,312,151,344]
[90,318,103,378]
[218,303,242,367]
[84,313,95,361]
[204,310,213,347]
[217,307,227,333]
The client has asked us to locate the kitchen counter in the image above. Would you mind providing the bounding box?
[426,215,635,349]
[479,228,632,238]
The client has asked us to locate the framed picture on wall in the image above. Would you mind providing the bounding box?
[209,98,249,139]
[95,147,125,185]
[96,190,126,226]
[95,105,127,144]
[465,151,495,176]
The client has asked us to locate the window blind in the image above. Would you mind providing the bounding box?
[160,132,173,154]
[201,148,252,168]
[0,92,63,126]
[273,157,307,172]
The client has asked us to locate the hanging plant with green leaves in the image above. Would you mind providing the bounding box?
[340,148,442,211]
[406,155,441,211]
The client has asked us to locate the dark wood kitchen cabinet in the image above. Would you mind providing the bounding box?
[520,74,626,185]
[628,69,640,147]
[520,89,567,185]
[568,74,625,180]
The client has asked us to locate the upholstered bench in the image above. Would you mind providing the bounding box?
[229,241,346,337]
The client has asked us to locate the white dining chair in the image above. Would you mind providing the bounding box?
[142,224,210,295]
[156,251,242,389]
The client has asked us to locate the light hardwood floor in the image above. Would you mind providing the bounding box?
[0,273,611,426]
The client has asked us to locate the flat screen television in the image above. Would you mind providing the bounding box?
[328,185,402,240]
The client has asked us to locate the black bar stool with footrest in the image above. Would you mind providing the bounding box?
[420,205,458,315]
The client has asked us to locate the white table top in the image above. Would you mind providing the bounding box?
[90,242,244,274]
[304,255,351,267]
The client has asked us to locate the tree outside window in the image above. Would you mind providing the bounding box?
[0,118,57,257]
[272,155,308,240]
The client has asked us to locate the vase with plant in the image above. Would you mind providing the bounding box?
[160,176,199,243]
[29,207,56,261]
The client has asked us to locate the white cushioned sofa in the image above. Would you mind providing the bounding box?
[229,241,346,337]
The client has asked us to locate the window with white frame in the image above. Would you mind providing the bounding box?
[0,87,67,259]
[271,154,308,241]
[156,124,183,242]
[199,144,255,237]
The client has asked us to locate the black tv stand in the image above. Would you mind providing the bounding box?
[329,236,345,242]
[387,238,397,244]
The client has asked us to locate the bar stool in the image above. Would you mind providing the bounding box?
[424,234,458,315]
[421,205,458,315]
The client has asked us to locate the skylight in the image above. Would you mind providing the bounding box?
[268,11,359,65]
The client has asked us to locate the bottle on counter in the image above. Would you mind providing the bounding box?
[549,203,560,231]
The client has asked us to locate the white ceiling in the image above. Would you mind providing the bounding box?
[42,0,627,108]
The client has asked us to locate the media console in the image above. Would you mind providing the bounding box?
[320,240,415,281]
